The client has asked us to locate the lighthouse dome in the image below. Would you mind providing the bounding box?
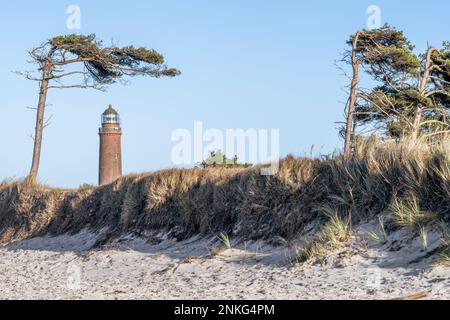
[102,105,120,124]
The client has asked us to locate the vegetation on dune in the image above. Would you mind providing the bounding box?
[342,24,450,158]
[200,150,252,169]
[1,138,449,254]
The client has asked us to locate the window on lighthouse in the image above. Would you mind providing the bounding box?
[102,114,120,124]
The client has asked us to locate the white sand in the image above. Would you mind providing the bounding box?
[0,225,449,300]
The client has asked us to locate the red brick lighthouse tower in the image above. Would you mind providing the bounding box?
[99,105,122,185]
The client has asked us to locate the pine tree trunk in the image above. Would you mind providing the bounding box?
[413,47,435,140]
[344,32,361,159]
[412,106,424,140]
[27,66,50,183]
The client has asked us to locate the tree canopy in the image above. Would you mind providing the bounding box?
[25,34,180,90]
[344,25,450,140]
[347,25,420,81]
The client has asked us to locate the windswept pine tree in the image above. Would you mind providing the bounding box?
[346,25,450,141]
[342,25,419,156]
[18,34,180,183]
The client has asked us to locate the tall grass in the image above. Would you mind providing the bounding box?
[218,232,232,250]
[389,196,436,228]
[297,211,352,262]
[0,137,449,245]
[368,216,389,244]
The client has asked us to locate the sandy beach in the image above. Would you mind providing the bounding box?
[0,224,449,300]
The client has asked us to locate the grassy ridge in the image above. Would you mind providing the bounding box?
[1,138,449,247]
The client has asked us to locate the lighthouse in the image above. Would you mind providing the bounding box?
[99,105,122,185]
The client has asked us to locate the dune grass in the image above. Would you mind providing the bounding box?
[0,137,449,252]
[389,195,437,228]
[368,216,390,245]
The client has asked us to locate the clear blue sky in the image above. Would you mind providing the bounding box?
[1,0,449,187]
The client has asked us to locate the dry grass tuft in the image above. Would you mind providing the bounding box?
[297,211,352,262]
[218,232,231,250]
[440,246,450,265]
[389,196,437,228]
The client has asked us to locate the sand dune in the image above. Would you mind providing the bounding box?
[0,225,449,300]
